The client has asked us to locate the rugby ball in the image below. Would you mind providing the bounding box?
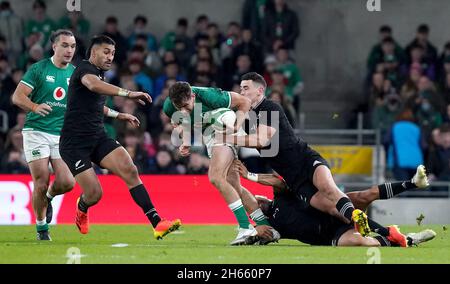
[206,108,236,133]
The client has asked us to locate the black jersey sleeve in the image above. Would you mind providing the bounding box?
[259,100,283,129]
[77,62,101,82]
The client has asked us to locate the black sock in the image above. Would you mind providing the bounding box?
[78,195,89,213]
[130,184,161,228]
[374,235,391,246]
[336,197,355,222]
[378,181,416,199]
[368,218,389,237]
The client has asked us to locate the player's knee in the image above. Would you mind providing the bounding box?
[86,189,103,204]
[34,178,49,193]
[55,177,75,193]
[209,173,227,189]
[120,163,139,180]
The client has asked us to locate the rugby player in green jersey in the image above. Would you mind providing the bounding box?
[163,83,279,245]
[12,30,76,240]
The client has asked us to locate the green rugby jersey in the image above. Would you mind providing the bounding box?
[21,58,75,135]
[163,86,232,131]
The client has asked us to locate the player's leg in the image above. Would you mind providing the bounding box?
[45,158,75,223]
[73,168,103,234]
[209,146,256,245]
[311,165,370,236]
[23,131,52,240]
[346,165,429,211]
[28,158,51,240]
[336,229,381,247]
[99,146,180,239]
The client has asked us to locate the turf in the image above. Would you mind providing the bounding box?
[0,224,449,264]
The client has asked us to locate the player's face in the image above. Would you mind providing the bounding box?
[240,80,263,103]
[53,35,76,65]
[94,44,115,70]
[175,93,195,114]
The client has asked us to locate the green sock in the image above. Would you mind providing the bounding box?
[250,208,270,226]
[229,200,251,229]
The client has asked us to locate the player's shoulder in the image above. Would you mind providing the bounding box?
[27,58,51,71]
[260,98,283,110]
[162,96,175,114]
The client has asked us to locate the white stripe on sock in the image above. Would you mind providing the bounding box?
[228,199,244,211]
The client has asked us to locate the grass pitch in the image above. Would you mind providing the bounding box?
[0,224,449,264]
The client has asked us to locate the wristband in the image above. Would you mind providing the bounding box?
[118,88,129,97]
[106,108,119,118]
[247,172,259,182]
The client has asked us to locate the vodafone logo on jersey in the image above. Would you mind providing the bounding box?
[53,87,66,101]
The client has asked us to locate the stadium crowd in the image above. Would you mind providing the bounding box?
[0,0,448,187]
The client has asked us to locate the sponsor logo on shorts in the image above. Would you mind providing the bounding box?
[32,149,41,157]
[53,87,66,101]
[75,160,85,171]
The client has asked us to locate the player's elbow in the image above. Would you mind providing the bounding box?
[11,93,19,106]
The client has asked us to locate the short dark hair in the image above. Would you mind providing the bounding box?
[382,36,395,45]
[417,24,429,34]
[86,35,115,58]
[169,82,192,108]
[33,0,46,10]
[196,14,209,23]
[134,15,147,25]
[50,29,74,43]
[379,25,392,34]
[241,72,267,89]
[177,18,188,27]
[106,16,118,24]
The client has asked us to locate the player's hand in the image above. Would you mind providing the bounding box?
[179,144,191,157]
[32,103,52,117]
[118,113,140,128]
[234,160,248,178]
[128,91,152,105]
[255,225,275,240]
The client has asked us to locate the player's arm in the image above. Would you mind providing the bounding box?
[229,92,251,131]
[103,106,140,128]
[11,83,52,116]
[81,74,152,105]
[225,123,276,149]
[235,160,287,191]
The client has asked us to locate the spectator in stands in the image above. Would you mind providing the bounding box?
[369,72,395,107]
[127,15,157,52]
[190,59,217,87]
[102,16,127,67]
[427,123,450,182]
[114,90,147,137]
[405,24,438,68]
[149,147,180,174]
[128,58,153,95]
[268,88,296,127]
[0,1,23,63]
[375,38,402,89]
[206,23,224,60]
[276,46,303,111]
[264,0,299,52]
[400,64,421,105]
[122,129,150,174]
[415,95,443,139]
[242,0,268,45]
[154,61,186,99]
[232,29,264,73]
[372,93,402,151]
[387,108,424,180]
[402,44,435,81]
[24,0,55,49]
[367,26,404,76]
[437,42,450,85]
[0,126,28,174]
[194,15,209,45]
[225,54,252,90]
[58,11,90,43]
[186,152,208,174]
[160,18,194,66]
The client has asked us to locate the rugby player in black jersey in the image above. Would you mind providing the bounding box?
[60,35,180,239]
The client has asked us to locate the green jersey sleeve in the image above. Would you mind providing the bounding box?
[192,87,231,109]
[20,63,40,90]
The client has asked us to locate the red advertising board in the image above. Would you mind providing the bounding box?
[0,175,273,225]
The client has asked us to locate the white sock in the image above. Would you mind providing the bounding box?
[249,208,267,222]
[228,199,243,211]
[36,219,46,226]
